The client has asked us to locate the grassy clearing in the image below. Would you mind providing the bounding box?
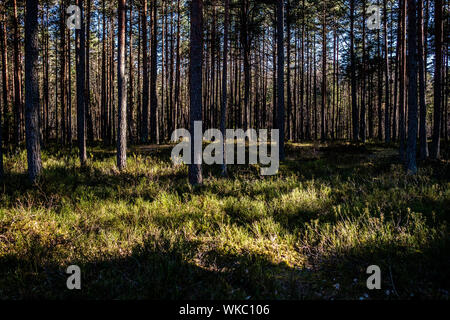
[0,141,449,299]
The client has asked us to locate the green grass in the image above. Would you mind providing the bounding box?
[0,141,449,299]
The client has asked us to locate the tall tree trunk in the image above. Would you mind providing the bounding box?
[174,0,181,130]
[384,0,391,142]
[350,0,358,141]
[221,0,229,176]
[406,0,418,174]
[1,9,9,147]
[361,0,368,141]
[418,0,428,158]
[150,0,158,143]
[68,29,73,146]
[25,0,42,183]
[101,0,107,142]
[60,1,68,145]
[399,0,406,159]
[277,0,285,160]
[240,0,250,131]
[117,0,127,170]
[321,1,327,141]
[286,0,292,140]
[86,0,94,144]
[300,0,305,140]
[13,0,23,149]
[44,3,50,143]
[189,0,203,185]
[76,0,87,165]
[141,0,149,142]
[127,0,134,144]
[377,0,383,141]
[430,0,443,159]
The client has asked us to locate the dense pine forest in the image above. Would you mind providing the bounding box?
[0,0,449,300]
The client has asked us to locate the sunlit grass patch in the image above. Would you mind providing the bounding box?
[0,141,448,299]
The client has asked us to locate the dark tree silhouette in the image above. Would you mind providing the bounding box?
[13,0,23,149]
[221,0,229,176]
[277,0,285,160]
[25,0,42,183]
[430,0,443,159]
[406,0,418,174]
[350,0,358,141]
[189,0,203,185]
[76,0,87,165]
[418,0,428,159]
[141,0,149,143]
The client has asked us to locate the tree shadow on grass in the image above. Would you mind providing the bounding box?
[1,228,448,300]
[0,234,312,300]
[314,236,450,300]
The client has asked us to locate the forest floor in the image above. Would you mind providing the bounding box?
[0,141,449,299]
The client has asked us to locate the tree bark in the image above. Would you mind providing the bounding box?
[141,0,149,142]
[430,0,443,159]
[86,0,94,144]
[0,9,9,147]
[221,0,229,176]
[277,0,285,160]
[399,0,406,159]
[384,0,391,142]
[189,0,203,185]
[25,0,42,183]
[418,0,428,159]
[76,0,87,165]
[13,0,23,149]
[150,0,158,143]
[406,0,418,174]
[321,1,327,141]
[350,0,358,141]
[117,0,127,170]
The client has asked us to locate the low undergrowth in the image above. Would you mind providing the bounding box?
[0,141,448,299]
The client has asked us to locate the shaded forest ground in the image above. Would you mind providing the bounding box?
[0,141,449,299]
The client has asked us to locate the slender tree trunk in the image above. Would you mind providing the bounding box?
[277,0,285,160]
[127,0,134,143]
[393,5,401,141]
[141,0,149,142]
[86,0,94,144]
[150,0,158,143]
[221,0,229,176]
[384,0,391,142]
[399,0,406,159]
[406,0,418,174]
[321,1,327,141]
[25,0,42,183]
[60,1,67,145]
[44,3,50,143]
[68,30,72,146]
[76,0,87,165]
[101,0,107,142]
[13,0,23,149]
[174,0,181,130]
[189,0,203,185]
[286,0,292,140]
[430,0,443,159]
[240,0,250,131]
[117,0,127,170]
[350,0,358,141]
[1,10,9,147]
[418,0,428,158]
[300,0,305,140]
